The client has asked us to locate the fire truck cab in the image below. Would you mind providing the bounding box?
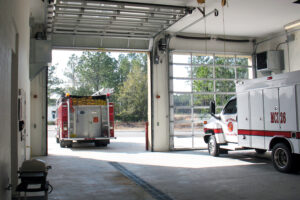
[204,70,300,173]
[56,94,115,148]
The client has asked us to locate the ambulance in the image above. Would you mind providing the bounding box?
[204,70,300,173]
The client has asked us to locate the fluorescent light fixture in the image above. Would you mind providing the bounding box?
[284,19,300,30]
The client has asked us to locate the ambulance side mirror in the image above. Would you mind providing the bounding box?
[210,101,216,115]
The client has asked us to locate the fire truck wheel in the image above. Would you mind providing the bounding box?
[208,135,220,157]
[66,142,73,148]
[60,141,66,148]
[255,149,267,154]
[95,141,107,147]
[272,143,293,173]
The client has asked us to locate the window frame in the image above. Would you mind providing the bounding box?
[222,98,237,115]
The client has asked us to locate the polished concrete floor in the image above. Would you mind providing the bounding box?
[33,127,300,200]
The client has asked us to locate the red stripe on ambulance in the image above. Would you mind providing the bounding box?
[204,128,223,134]
[238,129,300,138]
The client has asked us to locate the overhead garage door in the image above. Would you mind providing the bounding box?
[47,0,191,50]
[169,52,253,150]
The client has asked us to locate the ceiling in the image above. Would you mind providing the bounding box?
[113,0,300,38]
[47,0,300,50]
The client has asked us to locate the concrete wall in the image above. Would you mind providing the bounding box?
[150,35,171,151]
[30,69,48,156]
[256,29,300,74]
[0,0,47,199]
[0,0,31,199]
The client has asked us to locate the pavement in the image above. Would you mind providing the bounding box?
[31,126,300,200]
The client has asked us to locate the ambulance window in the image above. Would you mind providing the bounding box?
[223,99,237,114]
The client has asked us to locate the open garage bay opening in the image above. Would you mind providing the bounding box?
[48,50,148,151]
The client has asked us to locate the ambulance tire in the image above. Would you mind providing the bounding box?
[220,149,228,154]
[208,135,220,157]
[294,155,300,172]
[272,143,293,173]
[255,149,266,154]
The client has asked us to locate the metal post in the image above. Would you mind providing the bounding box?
[107,95,110,137]
[145,121,149,150]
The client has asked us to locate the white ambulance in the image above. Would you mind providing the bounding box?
[204,70,300,173]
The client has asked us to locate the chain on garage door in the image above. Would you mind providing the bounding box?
[169,52,253,150]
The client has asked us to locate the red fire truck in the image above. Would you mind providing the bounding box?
[56,94,115,148]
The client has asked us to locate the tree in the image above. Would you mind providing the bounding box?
[75,52,119,92]
[117,54,131,86]
[62,51,148,122]
[117,65,147,121]
[192,55,236,109]
[48,65,64,105]
[127,53,147,72]
[64,54,78,88]
[63,52,119,96]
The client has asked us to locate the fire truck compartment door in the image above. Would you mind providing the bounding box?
[88,109,101,138]
[263,88,280,131]
[75,106,101,138]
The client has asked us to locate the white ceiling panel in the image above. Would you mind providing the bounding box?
[47,0,300,50]
[111,0,300,37]
[167,0,300,37]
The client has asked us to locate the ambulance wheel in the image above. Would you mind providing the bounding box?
[255,149,266,154]
[208,135,220,157]
[272,143,293,173]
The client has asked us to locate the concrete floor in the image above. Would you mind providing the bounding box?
[33,126,300,200]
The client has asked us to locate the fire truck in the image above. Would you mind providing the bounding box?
[56,94,115,148]
[204,70,300,173]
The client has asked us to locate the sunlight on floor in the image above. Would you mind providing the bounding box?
[48,131,267,169]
